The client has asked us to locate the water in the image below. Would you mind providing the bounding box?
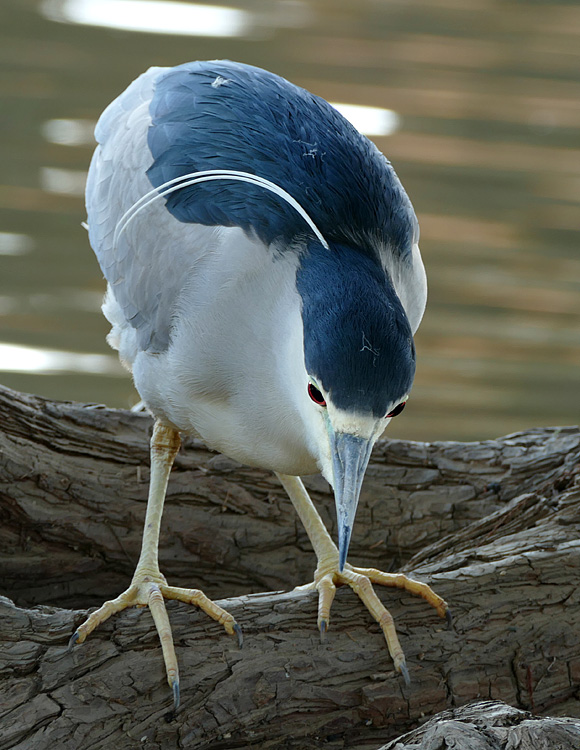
[0,0,578,441]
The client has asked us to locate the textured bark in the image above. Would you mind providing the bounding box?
[0,384,579,749]
[379,700,580,750]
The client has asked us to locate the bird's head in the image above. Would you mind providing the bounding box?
[295,240,415,570]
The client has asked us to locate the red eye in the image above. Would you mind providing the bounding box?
[308,383,326,407]
[386,401,406,418]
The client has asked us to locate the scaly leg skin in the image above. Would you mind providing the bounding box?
[70,421,242,710]
[277,473,449,684]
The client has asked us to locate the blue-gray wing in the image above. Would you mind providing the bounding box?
[86,66,222,353]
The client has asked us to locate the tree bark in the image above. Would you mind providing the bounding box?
[379,700,580,750]
[0,384,579,748]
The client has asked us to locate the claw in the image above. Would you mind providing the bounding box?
[277,473,448,689]
[398,661,411,686]
[172,679,180,711]
[445,609,454,630]
[233,622,243,648]
[67,631,80,652]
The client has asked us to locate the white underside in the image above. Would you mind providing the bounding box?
[105,227,323,476]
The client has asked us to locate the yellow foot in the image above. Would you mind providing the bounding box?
[297,559,450,684]
[69,570,241,709]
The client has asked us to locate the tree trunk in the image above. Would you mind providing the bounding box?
[0,384,579,749]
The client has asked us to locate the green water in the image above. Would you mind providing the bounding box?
[0,0,578,440]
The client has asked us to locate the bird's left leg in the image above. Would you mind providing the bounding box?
[71,421,240,708]
[276,473,449,681]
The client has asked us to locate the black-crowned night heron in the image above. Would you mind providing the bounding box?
[72,60,449,708]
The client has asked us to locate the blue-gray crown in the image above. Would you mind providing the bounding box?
[296,242,416,417]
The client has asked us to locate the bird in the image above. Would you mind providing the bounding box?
[71,60,449,709]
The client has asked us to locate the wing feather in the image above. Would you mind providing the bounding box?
[86,66,222,353]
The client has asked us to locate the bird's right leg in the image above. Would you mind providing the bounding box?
[70,420,241,708]
[277,473,448,682]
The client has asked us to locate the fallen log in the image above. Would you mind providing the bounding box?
[0,384,579,748]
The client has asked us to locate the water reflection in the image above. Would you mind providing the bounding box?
[0,342,122,375]
[331,104,400,137]
[42,119,96,147]
[41,0,250,38]
[40,167,87,196]
[0,233,34,256]
[0,0,578,440]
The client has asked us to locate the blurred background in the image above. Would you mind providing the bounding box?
[0,0,578,441]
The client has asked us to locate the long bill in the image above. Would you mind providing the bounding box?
[330,431,375,571]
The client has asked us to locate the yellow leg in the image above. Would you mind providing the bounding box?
[70,421,241,709]
[276,473,449,683]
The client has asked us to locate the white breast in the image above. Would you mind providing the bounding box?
[129,227,319,475]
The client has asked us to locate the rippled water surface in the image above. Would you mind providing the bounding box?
[0,0,579,440]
